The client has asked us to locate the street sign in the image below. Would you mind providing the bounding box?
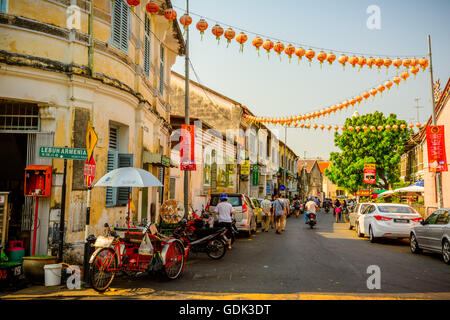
[364,163,376,184]
[39,146,87,160]
[86,120,98,161]
[280,185,286,191]
[83,156,96,188]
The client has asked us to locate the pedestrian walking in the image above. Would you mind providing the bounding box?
[280,195,288,232]
[272,194,287,234]
[215,194,236,249]
[260,196,272,232]
[333,198,342,223]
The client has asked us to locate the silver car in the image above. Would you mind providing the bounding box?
[410,208,450,264]
[348,203,371,232]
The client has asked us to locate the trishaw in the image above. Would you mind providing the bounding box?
[89,167,187,292]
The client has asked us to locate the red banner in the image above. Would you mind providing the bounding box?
[180,124,196,171]
[426,125,448,172]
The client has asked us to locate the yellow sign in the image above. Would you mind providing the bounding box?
[241,160,250,175]
[86,120,98,161]
[364,164,376,170]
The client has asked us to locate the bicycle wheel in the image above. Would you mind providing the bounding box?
[90,247,117,292]
[164,240,185,280]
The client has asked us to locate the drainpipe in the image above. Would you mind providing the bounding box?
[88,0,94,76]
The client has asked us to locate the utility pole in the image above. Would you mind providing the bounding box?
[427,35,443,209]
[413,98,424,123]
[183,0,190,218]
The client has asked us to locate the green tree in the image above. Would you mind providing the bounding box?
[325,111,412,193]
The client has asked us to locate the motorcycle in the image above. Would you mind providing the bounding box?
[306,212,317,229]
[173,219,228,260]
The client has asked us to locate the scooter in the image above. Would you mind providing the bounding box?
[173,219,228,260]
[306,212,317,229]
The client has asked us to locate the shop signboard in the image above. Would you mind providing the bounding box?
[426,125,448,172]
[356,189,371,196]
[180,124,196,171]
[241,160,250,175]
[363,163,376,184]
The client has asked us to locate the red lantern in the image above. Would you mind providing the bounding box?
[212,24,224,44]
[370,88,378,98]
[164,8,177,28]
[317,51,327,67]
[305,49,315,65]
[363,91,371,100]
[385,125,391,131]
[263,39,274,58]
[375,58,384,70]
[252,36,264,55]
[402,58,411,70]
[274,42,285,58]
[384,58,392,70]
[349,56,358,68]
[367,57,376,69]
[356,96,363,104]
[326,52,336,65]
[401,71,410,82]
[295,47,306,64]
[411,66,420,78]
[235,32,248,52]
[196,19,208,40]
[378,126,384,131]
[224,28,235,47]
[393,58,402,69]
[127,0,140,6]
[385,80,393,90]
[334,125,339,131]
[393,76,401,86]
[392,124,399,131]
[355,126,361,132]
[377,84,385,95]
[146,1,159,16]
[419,58,428,71]
[400,124,407,130]
[357,56,367,70]
[338,54,349,69]
[179,14,192,30]
[284,44,295,63]
[363,126,369,131]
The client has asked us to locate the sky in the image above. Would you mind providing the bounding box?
[171,0,450,160]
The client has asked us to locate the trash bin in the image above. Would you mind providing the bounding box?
[8,240,25,263]
[83,235,97,285]
[44,263,62,286]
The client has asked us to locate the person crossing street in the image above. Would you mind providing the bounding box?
[260,196,272,232]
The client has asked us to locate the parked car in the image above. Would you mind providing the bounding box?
[206,193,257,237]
[410,208,450,264]
[358,203,423,243]
[349,202,371,231]
[251,198,263,226]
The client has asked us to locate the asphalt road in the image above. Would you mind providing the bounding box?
[110,210,450,296]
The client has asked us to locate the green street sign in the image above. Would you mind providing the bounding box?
[39,146,88,160]
[252,164,259,186]
[161,155,171,167]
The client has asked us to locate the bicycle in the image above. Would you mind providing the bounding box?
[89,222,186,292]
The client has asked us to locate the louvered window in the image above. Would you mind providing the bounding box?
[159,45,165,95]
[111,0,130,53]
[106,126,133,206]
[0,0,7,13]
[143,14,151,77]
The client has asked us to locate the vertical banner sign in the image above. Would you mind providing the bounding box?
[180,124,196,171]
[364,164,376,184]
[252,164,259,186]
[240,160,250,175]
[83,156,96,187]
[426,126,448,172]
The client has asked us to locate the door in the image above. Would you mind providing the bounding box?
[429,210,450,251]
[362,205,376,235]
[418,211,440,249]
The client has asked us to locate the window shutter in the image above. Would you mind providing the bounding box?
[159,45,165,95]
[111,0,129,53]
[106,150,118,207]
[143,15,151,77]
[117,153,133,205]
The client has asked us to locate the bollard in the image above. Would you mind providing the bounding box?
[82,234,96,287]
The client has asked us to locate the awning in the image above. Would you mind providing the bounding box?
[143,151,177,168]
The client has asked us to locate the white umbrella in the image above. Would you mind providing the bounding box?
[94,167,163,187]
[393,186,425,193]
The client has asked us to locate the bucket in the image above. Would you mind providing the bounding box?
[44,264,62,286]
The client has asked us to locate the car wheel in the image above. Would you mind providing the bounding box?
[369,226,377,243]
[356,223,364,238]
[442,240,450,265]
[410,233,422,254]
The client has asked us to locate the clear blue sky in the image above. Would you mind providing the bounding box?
[172,0,450,159]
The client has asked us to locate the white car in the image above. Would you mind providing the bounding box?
[358,203,423,243]
[349,203,371,232]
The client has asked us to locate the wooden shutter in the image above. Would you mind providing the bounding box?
[106,150,118,207]
[117,153,133,205]
[143,15,151,77]
[159,45,165,95]
[111,0,129,53]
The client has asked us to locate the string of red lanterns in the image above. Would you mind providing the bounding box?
[242,72,416,126]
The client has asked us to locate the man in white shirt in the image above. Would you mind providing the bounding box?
[215,194,236,249]
[260,196,272,232]
[305,196,319,224]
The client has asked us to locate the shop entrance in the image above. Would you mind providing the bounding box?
[0,133,29,253]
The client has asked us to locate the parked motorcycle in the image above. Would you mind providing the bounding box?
[173,219,228,260]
